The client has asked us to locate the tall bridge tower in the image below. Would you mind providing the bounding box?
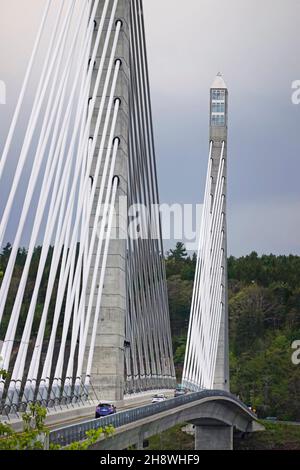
[209,73,230,391]
[0,0,176,413]
[86,0,176,401]
[86,0,130,403]
[182,74,230,391]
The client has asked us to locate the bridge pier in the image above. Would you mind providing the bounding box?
[194,424,233,451]
[86,0,130,402]
[134,438,144,450]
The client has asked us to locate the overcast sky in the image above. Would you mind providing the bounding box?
[0,0,300,256]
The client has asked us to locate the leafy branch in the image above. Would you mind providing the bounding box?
[0,403,49,450]
[0,402,115,450]
[60,425,115,450]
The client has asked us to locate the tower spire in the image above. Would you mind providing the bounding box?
[210,72,227,90]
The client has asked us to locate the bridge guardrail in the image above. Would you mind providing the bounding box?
[49,390,254,447]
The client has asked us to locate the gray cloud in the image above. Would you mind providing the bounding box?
[0,0,299,256]
[143,0,300,255]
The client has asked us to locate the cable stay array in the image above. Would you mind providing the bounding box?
[0,0,176,416]
[182,140,227,391]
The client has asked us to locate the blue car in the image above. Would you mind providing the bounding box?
[95,402,117,419]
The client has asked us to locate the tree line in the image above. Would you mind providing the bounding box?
[1,242,300,420]
[166,243,300,421]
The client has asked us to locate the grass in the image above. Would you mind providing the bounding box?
[235,422,300,450]
[148,424,194,450]
[147,422,300,451]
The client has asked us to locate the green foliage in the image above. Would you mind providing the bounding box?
[0,356,9,380]
[148,423,194,450]
[63,425,115,450]
[168,242,188,262]
[165,247,300,421]
[228,252,300,290]
[173,337,187,365]
[235,421,300,450]
[22,403,48,432]
[0,403,49,450]
[228,277,300,420]
[148,421,300,450]
[0,402,115,451]
[0,244,62,341]
[168,276,193,329]
[2,241,300,423]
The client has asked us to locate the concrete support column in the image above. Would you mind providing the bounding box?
[135,439,144,450]
[210,76,230,392]
[86,0,131,402]
[195,425,233,451]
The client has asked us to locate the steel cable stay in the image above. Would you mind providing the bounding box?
[0,0,183,413]
[183,140,226,390]
[0,0,52,181]
[0,1,94,405]
[27,10,122,405]
[3,0,93,392]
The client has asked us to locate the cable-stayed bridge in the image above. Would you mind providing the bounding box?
[0,0,260,450]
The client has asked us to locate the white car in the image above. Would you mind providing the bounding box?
[151,394,167,404]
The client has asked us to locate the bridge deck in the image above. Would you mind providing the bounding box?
[49,390,259,448]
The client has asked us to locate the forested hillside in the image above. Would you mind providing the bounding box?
[1,242,300,420]
[0,245,59,341]
[166,243,300,421]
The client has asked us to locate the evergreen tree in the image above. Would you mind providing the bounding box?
[168,242,187,262]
